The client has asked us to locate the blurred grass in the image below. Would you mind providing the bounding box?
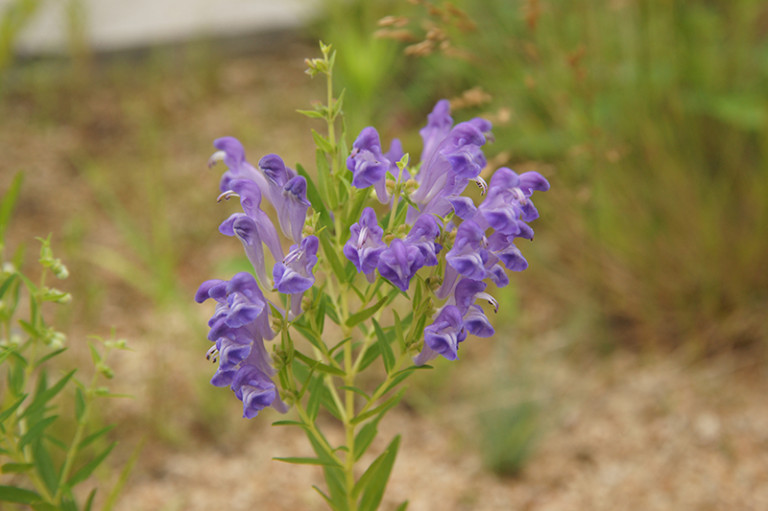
[343,0,768,355]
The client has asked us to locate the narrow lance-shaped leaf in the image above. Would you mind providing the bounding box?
[33,440,58,496]
[0,395,27,423]
[293,350,345,377]
[22,369,76,419]
[345,296,387,328]
[318,231,347,283]
[0,485,41,504]
[0,172,24,248]
[74,387,86,422]
[372,319,395,373]
[273,456,342,467]
[19,415,57,450]
[296,163,333,231]
[354,435,401,511]
[67,441,116,486]
[352,388,406,426]
[78,425,116,450]
[1,462,34,473]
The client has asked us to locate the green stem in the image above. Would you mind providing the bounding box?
[356,349,411,419]
[53,356,102,503]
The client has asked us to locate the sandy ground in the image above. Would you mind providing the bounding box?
[114,347,768,511]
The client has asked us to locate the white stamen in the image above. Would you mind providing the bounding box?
[217,190,239,202]
[208,150,226,169]
[206,346,219,363]
[476,292,499,313]
[473,176,488,195]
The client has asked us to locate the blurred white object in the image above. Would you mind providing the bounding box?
[1,0,318,55]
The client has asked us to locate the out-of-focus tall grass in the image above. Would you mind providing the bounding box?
[357,0,768,355]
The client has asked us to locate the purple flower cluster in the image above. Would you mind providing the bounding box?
[344,100,550,364]
[195,273,288,418]
[201,137,319,417]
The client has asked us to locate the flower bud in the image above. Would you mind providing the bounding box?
[405,179,419,194]
[96,362,115,379]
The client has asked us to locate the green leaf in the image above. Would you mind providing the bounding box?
[372,319,395,373]
[102,439,144,511]
[33,348,67,369]
[357,342,381,373]
[78,425,115,450]
[395,501,410,511]
[321,293,341,325]
[345,297,387,328]
[75,387,86,422]
[296,108,326,119]
[331,88,346,119]
[315,149,337,209]
[352,389,405,426]
[1,462,34,473]
[61,496,78,511]
[293,350,345,377]
[313,289,327,333]
[353,419,380,462]
[19,415,57,450]
[273,456,342,467]
[22,370,76,419]
[0,272,18,299]
[68,441,116,486]
[0,485,41,504]
[311,129,334,156]
[292,322,327,353]
[0,394,27,423]
[296,163,333,231]
[32,440,58,495]
[345,187,370,233]
[393,310,407,351]
[83,489,97,511]
[271,420,307,428]
[0,172,24,248]
[320,465,349,511]
[354,435,401,511]
[377,365,432,397]
[339,385,370,401]
[311,485,335,509]
[318,231,347,283]
[305,375,324,422]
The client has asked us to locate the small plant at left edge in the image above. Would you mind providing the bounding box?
[0,173,133,511]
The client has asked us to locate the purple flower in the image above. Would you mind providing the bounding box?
[478,167,550,234]
[347,127,390,189]
[445,220,488,280]
[218,179,283,287]
[487,232,528,272]
[452,278,496,338]
[273,235,320,295]
[195,273,287,418]
[377,238,424,292]
[463,305,495,338]
[418,99,453,166]
[231,365,284,419]
[258,154,310,242]
[416,305,467,363]
[343,208,386,277]
[405,102,492,222]
[210,137,271,195]
[404,214,442,267]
